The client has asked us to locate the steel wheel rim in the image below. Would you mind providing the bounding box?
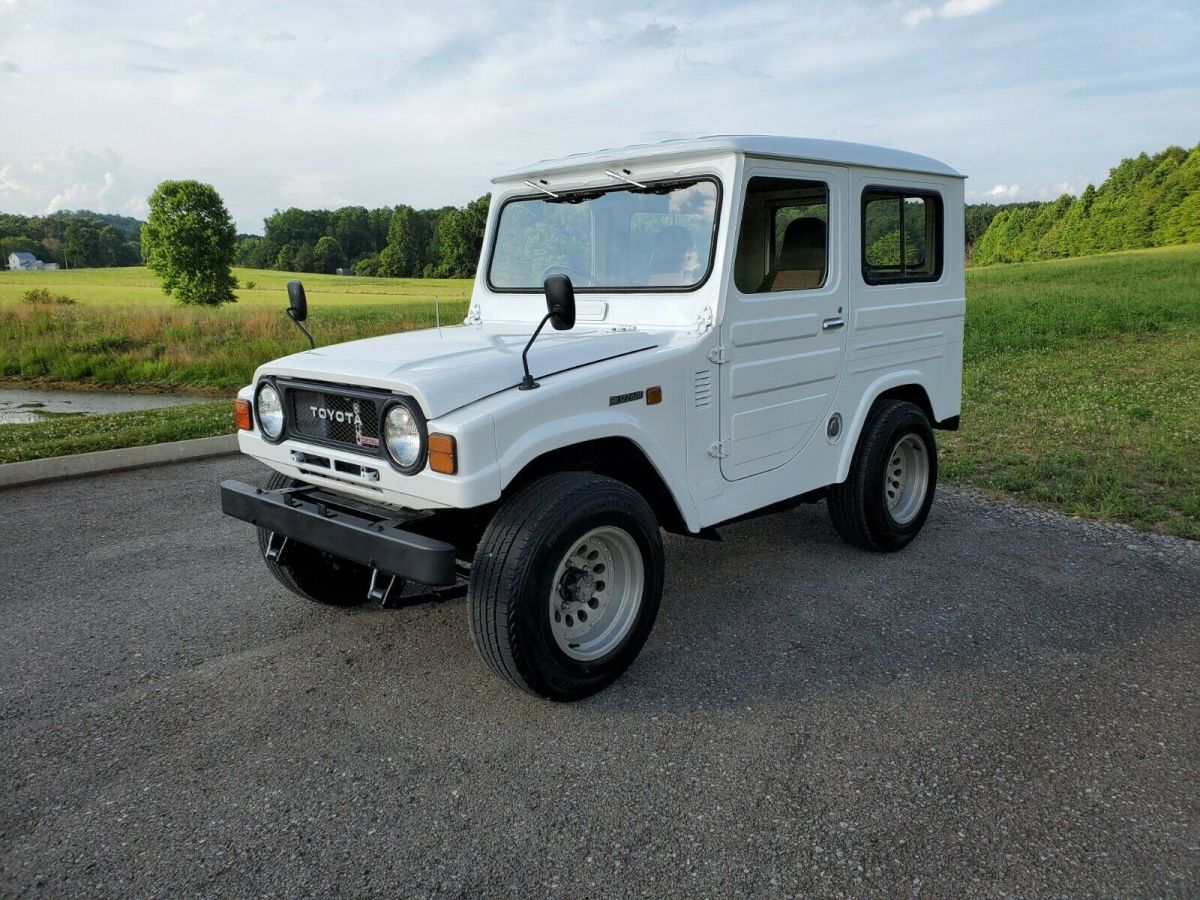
[884,433,929,525]
[548,526,644,662]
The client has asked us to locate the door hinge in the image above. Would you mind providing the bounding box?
[707,345,730,365]
[707,440,729,459]
[691,305,715,335]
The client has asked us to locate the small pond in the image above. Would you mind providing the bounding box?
[0,388,211,425]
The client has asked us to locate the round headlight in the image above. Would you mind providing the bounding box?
[256,382,284,440]
[384,404,422,468]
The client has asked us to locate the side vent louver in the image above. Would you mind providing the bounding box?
[694,370,713,409]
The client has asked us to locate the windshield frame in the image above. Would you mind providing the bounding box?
[485,175,724,294]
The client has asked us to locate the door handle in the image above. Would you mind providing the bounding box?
[822,316,845,331]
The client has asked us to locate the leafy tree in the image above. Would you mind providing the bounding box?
[235,235,277,269]
[331,206,372,261]
[313,235,345,274]
[292,243,316,273]
[65,222,100,268]
[263,207,331,249]
[141,180,238,305]
[433,194,490,278]
[380,205,430,277]
[274,243,299,271]
[97,225,129,266]
[353,253,383,276]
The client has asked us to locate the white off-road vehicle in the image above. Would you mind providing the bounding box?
[222,136,964,700]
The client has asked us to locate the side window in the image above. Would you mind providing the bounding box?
[862,189,942,284]
[734,176,829,294]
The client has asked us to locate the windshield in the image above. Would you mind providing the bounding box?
[488,177,720,292]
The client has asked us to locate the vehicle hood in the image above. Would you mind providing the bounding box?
[257,323,659,418]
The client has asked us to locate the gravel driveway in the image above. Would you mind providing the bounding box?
[2,457,1198,897]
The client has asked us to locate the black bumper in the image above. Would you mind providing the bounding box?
[220,479,457,586]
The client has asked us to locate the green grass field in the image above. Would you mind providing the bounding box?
[2,248,1197,538]
[0,267,472,391]
[943,244,1200,538]
[0,266,474,309]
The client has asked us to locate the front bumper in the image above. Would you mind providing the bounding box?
[220,479,458,585]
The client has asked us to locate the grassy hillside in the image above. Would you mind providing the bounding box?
[972,143,1200,265]
[1,249,1197,538]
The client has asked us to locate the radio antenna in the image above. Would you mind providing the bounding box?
[435,295,442,335]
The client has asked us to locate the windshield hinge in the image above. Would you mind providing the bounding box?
[691,306,714,335]
[706,440,729,459]
[707,345,730,365]
[464,303,482,325]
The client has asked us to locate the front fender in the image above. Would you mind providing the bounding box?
[496,411,701,532]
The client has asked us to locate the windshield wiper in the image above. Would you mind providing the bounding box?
[631,178,700,196]
[546,190,604,205]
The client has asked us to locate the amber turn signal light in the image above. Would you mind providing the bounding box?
[235,398,253,431]
[646,386,663,405]
[428,433,458,475]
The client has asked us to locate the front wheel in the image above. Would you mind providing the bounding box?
[468,473,664,701]
[827,400,938,552]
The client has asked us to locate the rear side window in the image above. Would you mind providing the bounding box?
[862,189,943,284]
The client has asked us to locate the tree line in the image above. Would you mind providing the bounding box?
[970,143,1200,266]
[0,210,143,268]
[234,196,491,278]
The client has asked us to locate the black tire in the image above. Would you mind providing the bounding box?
[255,471,374,606]
[828,400,938,552]
[468,472,665,701]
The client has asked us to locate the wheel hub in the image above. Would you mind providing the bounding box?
[559,568,597,605]
[548,527,644,661]
[883,433,930,525]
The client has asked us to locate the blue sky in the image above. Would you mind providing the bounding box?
[1,0,1198,232]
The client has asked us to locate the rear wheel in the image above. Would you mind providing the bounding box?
[468,472,664,701]
[255,471,375,606]
[827,400,938,552]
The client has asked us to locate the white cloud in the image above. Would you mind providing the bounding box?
[939,0,1004,17]
[982,184,1021,199]
[0,56,19,75]
[903,7,934,26]
[0,149,152,217]
[903,0,1003,26]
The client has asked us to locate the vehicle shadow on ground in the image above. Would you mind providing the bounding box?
[569,496,1200,714]
[349,493,1200,715]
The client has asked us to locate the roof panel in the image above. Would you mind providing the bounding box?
[495,134,963,182]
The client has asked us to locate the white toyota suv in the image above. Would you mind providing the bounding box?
[221,135,965,701]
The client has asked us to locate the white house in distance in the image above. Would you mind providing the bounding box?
[7,252,59,271]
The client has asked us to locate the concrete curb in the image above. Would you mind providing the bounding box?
[0,434,239,489]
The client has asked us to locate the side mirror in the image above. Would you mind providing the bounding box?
[543,274,576,331]
[286,280,308,322]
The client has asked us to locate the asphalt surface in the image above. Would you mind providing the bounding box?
[2,457,1198,898]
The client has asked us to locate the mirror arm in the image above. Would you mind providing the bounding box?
[519,312,554,391]
[287,308,315,349]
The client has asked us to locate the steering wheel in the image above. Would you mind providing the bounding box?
[540,264,593,287]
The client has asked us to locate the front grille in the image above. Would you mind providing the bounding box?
[289,387,381,452]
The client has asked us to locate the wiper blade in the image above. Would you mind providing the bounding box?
[631,178,700,196]
[546,190,604,204]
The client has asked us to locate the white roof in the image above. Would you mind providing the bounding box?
[496,134,963,182]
